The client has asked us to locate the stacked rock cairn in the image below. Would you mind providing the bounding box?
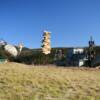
[42,31,51,55]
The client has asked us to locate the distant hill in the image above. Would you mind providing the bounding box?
[0,45,100,65]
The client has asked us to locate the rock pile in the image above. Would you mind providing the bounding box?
[41,31,51,55]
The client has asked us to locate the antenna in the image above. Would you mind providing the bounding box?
[90,36,93,41]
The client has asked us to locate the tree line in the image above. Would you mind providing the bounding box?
[0,46,100,65]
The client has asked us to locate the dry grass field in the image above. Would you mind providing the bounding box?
[0,62,100,100]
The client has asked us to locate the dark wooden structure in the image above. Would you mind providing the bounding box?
[87,36,95,67]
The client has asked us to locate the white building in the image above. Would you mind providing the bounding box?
[73,48,84,54]
[66,48,87,67]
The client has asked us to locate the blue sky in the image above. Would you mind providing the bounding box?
[0,0,100,48]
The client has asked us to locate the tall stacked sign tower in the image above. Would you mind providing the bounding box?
[42,31,51,55]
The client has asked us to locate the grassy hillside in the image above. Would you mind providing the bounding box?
[0,63,100,100]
